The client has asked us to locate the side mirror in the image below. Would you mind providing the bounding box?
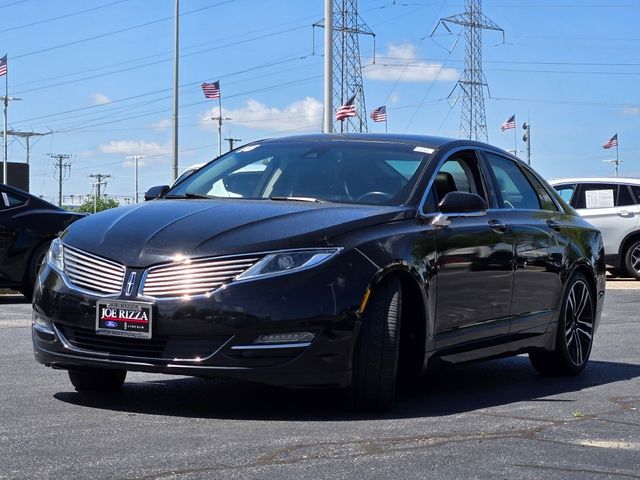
[439,191,487,214]
[144,185,170,201]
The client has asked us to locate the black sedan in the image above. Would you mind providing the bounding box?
[0,184,83,299]
[32,134,605,411]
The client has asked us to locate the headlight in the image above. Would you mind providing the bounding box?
[46,238,64,272]
[236,248,341,281]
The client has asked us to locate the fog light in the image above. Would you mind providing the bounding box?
[32,310,54,335]
[254,332,316,345]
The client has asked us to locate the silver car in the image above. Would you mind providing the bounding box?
[550,177,640,279]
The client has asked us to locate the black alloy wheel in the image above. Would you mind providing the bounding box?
[624,240,640,280]
[348,277,402,412]
[68,368,127,392]
[529,272,595,375]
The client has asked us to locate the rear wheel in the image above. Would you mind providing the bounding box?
[529,272,595,375]
[348,277,402,412]
[623,239,640,280]
[68,368,127,392]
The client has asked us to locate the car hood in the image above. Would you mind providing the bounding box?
[62,199,408,267]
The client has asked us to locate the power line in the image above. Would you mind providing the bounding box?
[12,0,237,61]
[0,0,128,34]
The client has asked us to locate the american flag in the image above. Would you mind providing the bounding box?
[603,134,618,149]
[0,55,6,77]
[500,114,516,131]
[370,105,387,123]
[201,81,220,99]
[336,94,357,121]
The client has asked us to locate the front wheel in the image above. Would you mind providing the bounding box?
[623,239,640,280]
[68,368,127,392]
[529,272,595,376]
[347,277,402,412]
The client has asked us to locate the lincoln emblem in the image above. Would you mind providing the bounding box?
[125,272,136,296]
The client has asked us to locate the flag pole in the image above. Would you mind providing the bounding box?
[615,135,619,177]
[171,0,179,182]
[513,116,517,155]
[217,94,222,157]
[3,56,7,185]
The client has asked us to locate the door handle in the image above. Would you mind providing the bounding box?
[617,210,634,218]
[488,219,508,233]
[547,219,562,231]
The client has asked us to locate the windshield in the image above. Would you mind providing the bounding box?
[168,140,431,205]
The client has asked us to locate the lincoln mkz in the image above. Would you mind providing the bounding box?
[32,134,605,410]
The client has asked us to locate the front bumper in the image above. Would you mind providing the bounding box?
[32,249,377,388]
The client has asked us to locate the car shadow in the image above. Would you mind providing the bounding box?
[53,357,640,420]
[0,293,29,304]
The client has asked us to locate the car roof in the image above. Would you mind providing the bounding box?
[549,177,640,186]
[257,133,478,150]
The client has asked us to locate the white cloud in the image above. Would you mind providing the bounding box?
[622,105,640,115]
[91,93,112,105]
[201,97,323,132]
[364,43,458,82]
[151,118,172,130]
[99,140,171,167]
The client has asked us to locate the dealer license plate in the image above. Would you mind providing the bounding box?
[96,300,153,339]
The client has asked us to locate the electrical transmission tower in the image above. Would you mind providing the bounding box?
[47,153,71,207]
[436,0,504,143]
[316,0,374,133]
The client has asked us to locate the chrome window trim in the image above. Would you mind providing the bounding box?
[230,342,312,350]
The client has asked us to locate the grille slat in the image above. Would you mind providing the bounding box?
[142,256,260,299]
[63,246,125,295]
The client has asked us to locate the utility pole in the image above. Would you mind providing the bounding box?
[172,0,180,182]
[47,153,71,207]
[224,137,241,151]
[7,130,49,165]
[323,0,333,133]
[435,0,504,142]
[522,121,531,165]
[314,0,375,133]
[89,173,111,213]
[126,155,146,203]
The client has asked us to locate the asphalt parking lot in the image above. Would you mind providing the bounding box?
[1,281,639,480]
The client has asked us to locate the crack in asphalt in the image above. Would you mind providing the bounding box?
[515,463,640,479]
[120,396,640,480]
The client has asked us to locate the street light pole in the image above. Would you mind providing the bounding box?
[2,95,21,184]
[126,155,146,203]
[172,0,180,182]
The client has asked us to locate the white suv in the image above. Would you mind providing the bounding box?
[550,178,640,279]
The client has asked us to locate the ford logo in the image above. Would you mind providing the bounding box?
[104,321,119,328]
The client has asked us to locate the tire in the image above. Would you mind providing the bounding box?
[68,368,127,392]
[623,239,640,280]
[529,272,595,376]
[348,277,402,412]
[21,242,50,301]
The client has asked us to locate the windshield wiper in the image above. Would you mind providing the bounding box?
[269,196,327,203]
[164,192,217,199]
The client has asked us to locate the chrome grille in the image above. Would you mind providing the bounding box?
[142,256,260,299]
[63,245,126,295]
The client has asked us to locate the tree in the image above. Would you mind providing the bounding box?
[77,196,119,213]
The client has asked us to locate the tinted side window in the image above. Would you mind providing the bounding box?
[553,184,576,205]
[574,183,620,209]
[431,150,488,207]
[522,169,559,211]
[632,186,640,204]
[617,185,635,207]
[0,191,26,210]
[484,153,541,210]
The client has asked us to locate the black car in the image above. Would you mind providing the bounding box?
[32,134,605,411]
[0,184,83,299]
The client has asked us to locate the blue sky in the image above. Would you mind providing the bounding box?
[2,0,639,204]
